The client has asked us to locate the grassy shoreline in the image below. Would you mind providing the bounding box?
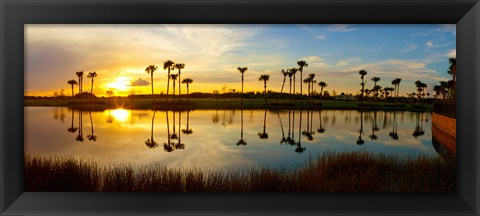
[25,152,454,192]
[24,97,432,112]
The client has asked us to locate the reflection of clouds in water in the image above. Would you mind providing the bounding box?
[25,108,439,171]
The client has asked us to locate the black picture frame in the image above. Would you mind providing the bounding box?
[1,0,479,215]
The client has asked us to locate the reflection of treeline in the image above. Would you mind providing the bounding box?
[25,152,455,192]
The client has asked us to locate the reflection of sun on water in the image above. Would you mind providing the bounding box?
[111,109,129,122]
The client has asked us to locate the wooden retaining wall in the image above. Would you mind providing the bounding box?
[431,112,456,154]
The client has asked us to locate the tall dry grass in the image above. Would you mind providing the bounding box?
[24,152,455,192]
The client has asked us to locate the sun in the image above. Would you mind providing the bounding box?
[111,109,129,122]
[105,77,131,91]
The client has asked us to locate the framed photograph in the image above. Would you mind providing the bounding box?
[1,0,479,215]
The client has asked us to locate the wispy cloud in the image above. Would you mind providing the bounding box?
[437,24,456,35]
[401,41,418,53]
[411,32,431,37]
[334,57,361,67]
[315,34,327,40]
[426,41,434,48]
[328,24,357,32]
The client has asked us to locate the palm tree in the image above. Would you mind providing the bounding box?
[391,78,402,102]
[164,111,174,152]
[357,111,365,145]
[87,111,97,142]
[440,81,449,99]
[287,70,294,103]
[75,71,84,93]
[371,77,380,100]
[317,110,326,133]
[67,79,78,96]
[237,67,248,105]
[448,57,456,99]
[297,60,308,101]
[181,78,193,102]
[277,111,287,144]
[76,110,84,142]
[280,69,288,97]
[174,63,185,101]
[307,73,316,104]
[259,74,270,105]
[318,81,327,103]
[170,74,178,102]
[145,111,158,148]
[359,70,367,102]
[145,65,158,101]
[163,60,175,102]
[389,111,399,140]
[433,85,442,99]
[258,109,269,139]
[87,71,97,94]
[290,68,298,102]
[303,78,311,104]
[384,87,395,101]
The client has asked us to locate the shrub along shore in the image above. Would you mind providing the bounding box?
[24,97,432,112]
[25,151,454,192]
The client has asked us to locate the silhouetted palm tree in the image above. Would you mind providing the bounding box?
[290,68,298,102]
[87,72,97,94]
[164,60,175,102]
[237,67,248,105]
[259,74,270,105]
[391,78,401,102]
[448,57,456,99]
[145,111,158,148]
[359,70,367,102]
[67,109,78,133]
[318,81,327,104]
[297,60,308,102]
[174,63,185,101]
[287,70,294,103]
[170,74,178,102]
[145,65,158,101]
[76,71,84,93]
[258,109,269,139]
[237,109,247,145]
[67,80,78,97]
[308,73,316,99]
[181,78,193,102]
[280,69,288,97]
[371,77,380,100]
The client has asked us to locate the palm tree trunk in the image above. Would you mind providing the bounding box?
[178,70,181,101]
[89,111,94,136]
[151,75,155,102]
[361,78,365,102]
[241,74,244,105]
[320,87,324,104]
[300,70,303,103]
[173,80,176,102]
[187,84,190,102]
[280,76,286,94]
[71,85,74,97]
[264,81,267,105]
[166,69,170,102]
[91,78,94,93]
[293,74,296,103]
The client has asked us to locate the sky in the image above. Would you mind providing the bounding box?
[25,24,456,97]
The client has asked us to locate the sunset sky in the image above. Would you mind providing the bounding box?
[25,24,456,97]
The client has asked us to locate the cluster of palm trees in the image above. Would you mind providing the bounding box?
[433,57,456,100]
[358,70,402,102]
[67,70,97,96]
[237,60,328,105]
[145,61,193,102]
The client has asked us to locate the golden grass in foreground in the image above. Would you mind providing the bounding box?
[25,152,455,192]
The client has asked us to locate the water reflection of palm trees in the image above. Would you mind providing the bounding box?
[237,109,247,146]
[87,111,97,142]
[258,109,269,139]
[76,110,84,142]
[286,110,294,145]
[412,112,425,138]
[357,111,365,145]
[302,110,314,141]
[106,109,113,124]
[295,109,306,153]
[175,111,185,150]
[317,110,326,133]
[369,111,379,140]
[67,109,78,133]
[145,110,158,148]
[389,111,399,140]
[163,111,174,152]
[181,110,193,135]
[277,111,287,145]
[170,111,178,140]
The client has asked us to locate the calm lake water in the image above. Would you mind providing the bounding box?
[25,107,437,171]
